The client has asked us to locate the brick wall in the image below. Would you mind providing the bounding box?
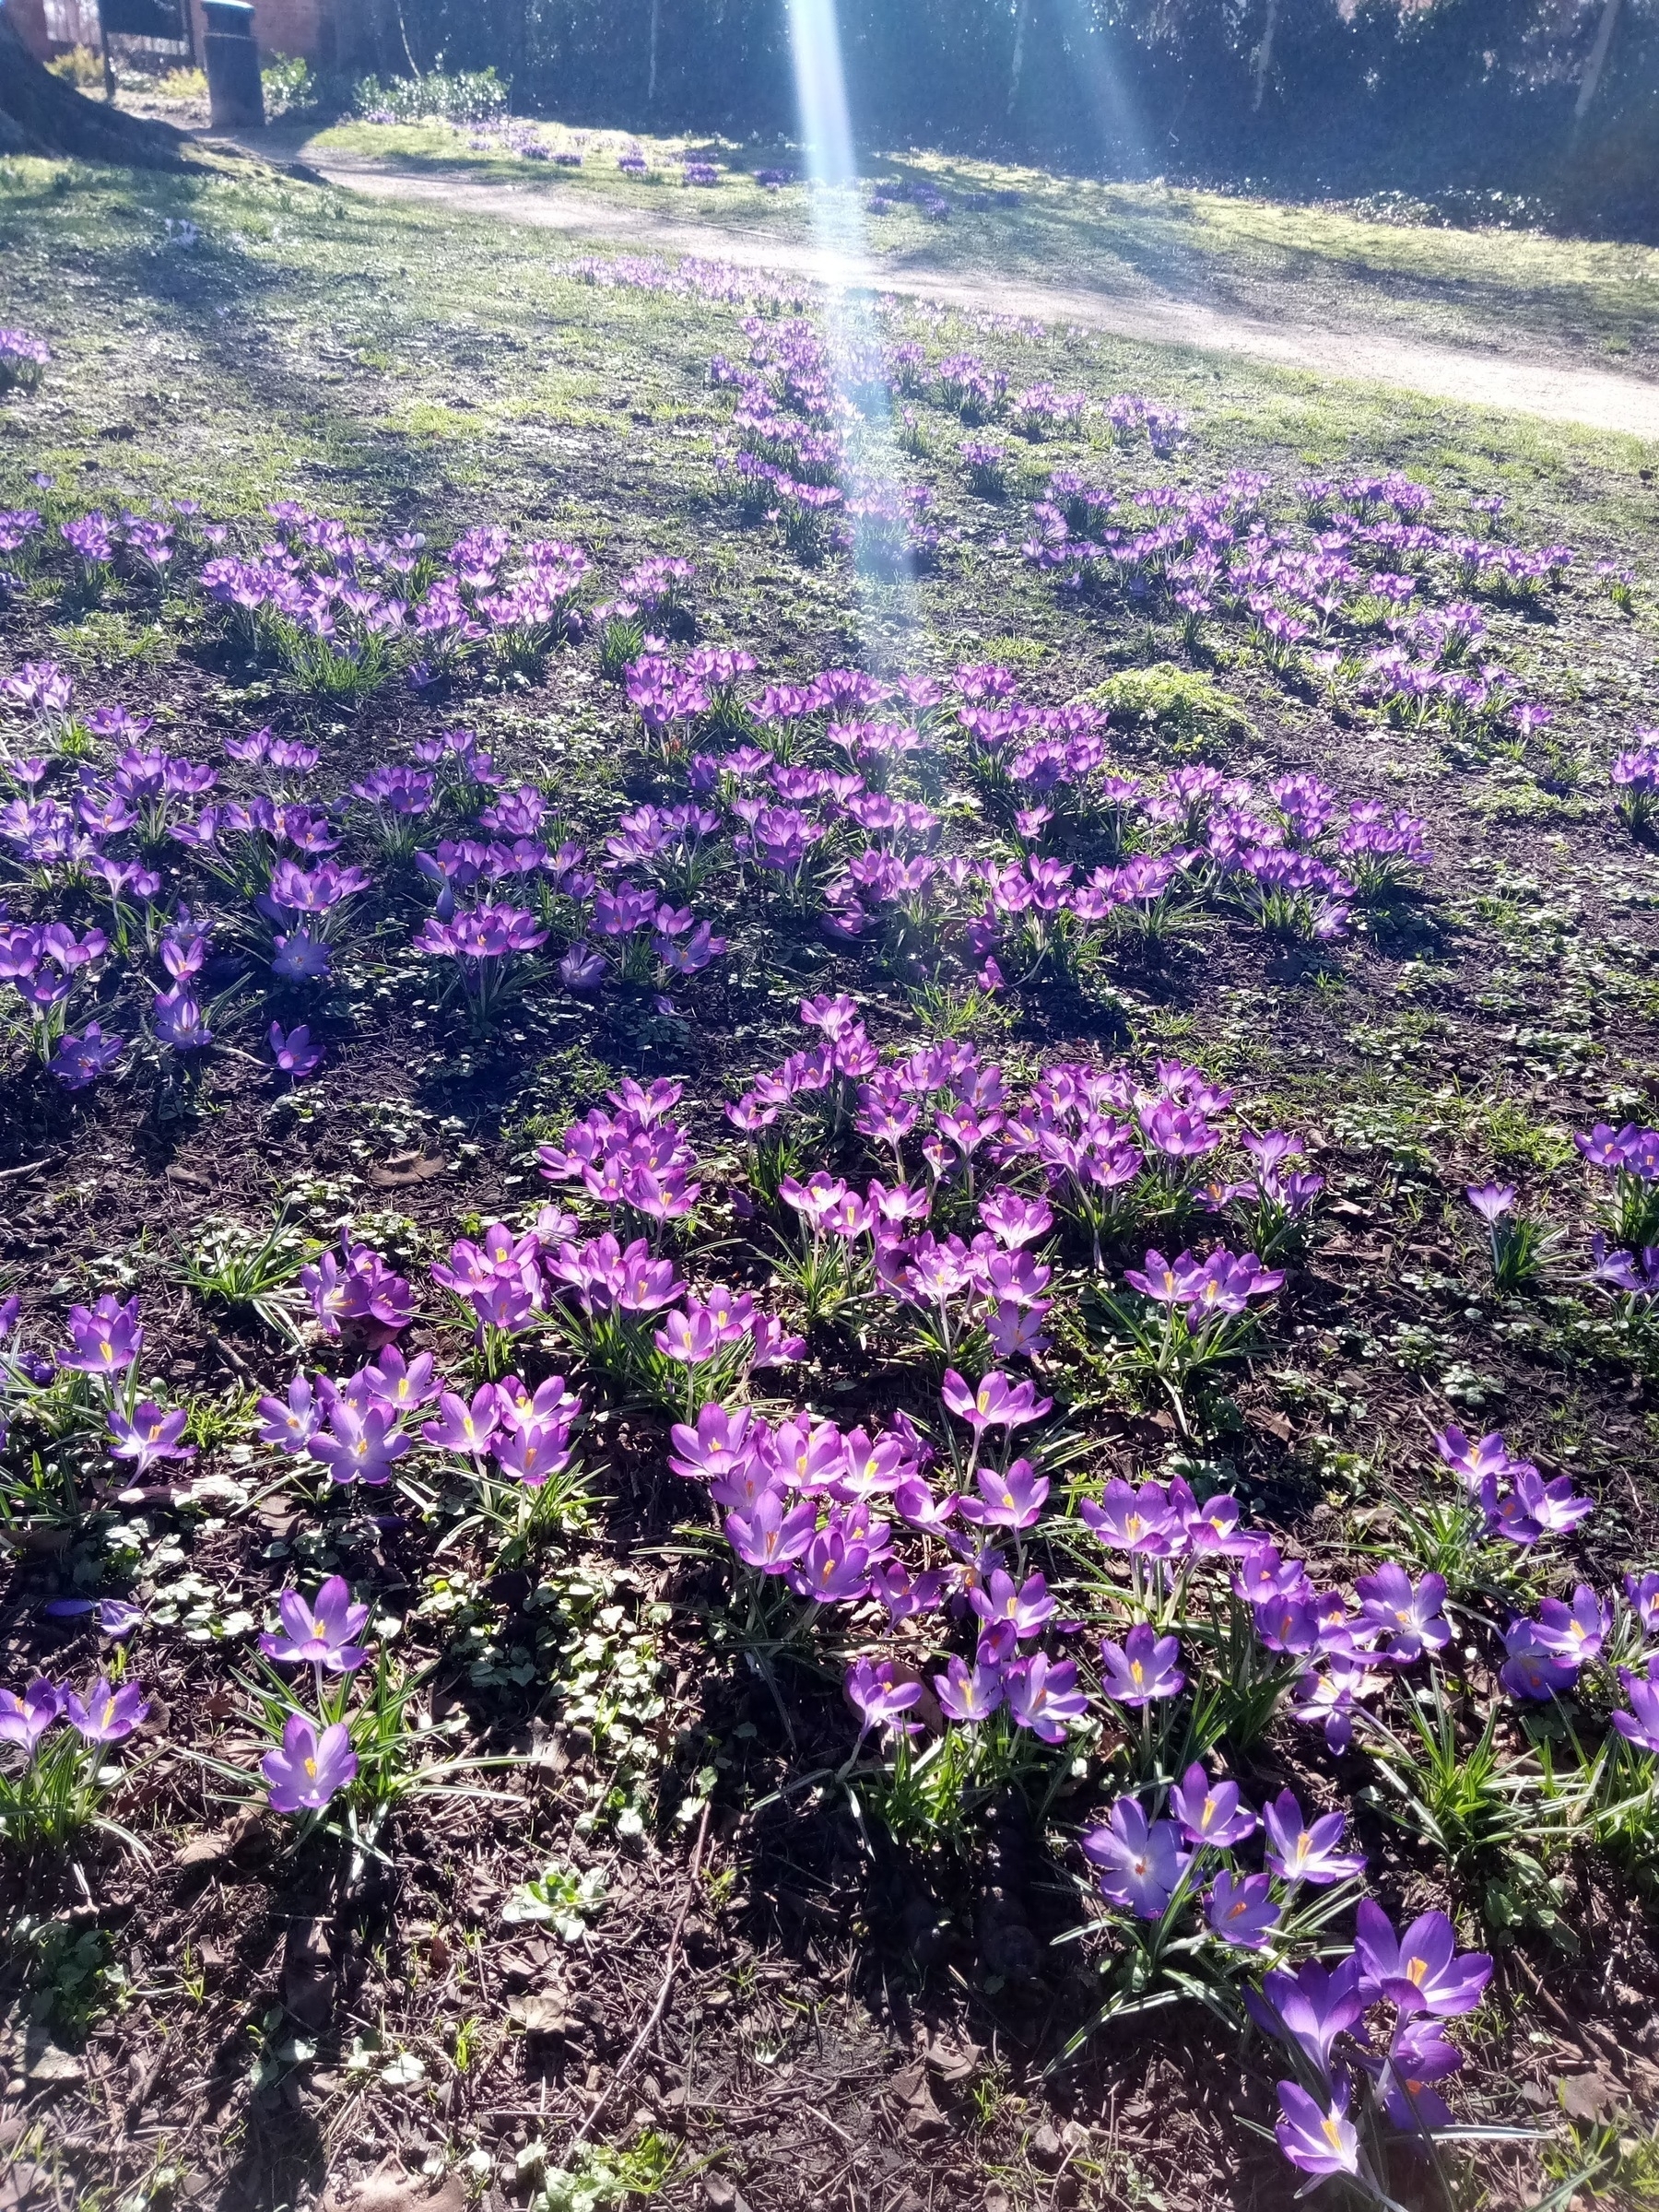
[182,0,336,62]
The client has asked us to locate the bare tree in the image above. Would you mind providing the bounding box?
[1008,0,1030,112]
[648,0,662,104]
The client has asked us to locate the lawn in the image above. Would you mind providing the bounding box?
[295,119,1659,371]
[1,147,1659,2212]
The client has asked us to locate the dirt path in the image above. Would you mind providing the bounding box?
[281,149,1659,441]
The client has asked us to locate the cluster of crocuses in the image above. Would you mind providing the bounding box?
[726,1003,1321,1286]
[0,1288,201,1485]
[1434,1422,1594,1548]
[0,1673,148,1754]
[1256,1905,1493,2189]
[710,319,947,570]
[1,643,739,1083]
[256,1290,585,1496]
[254,1575,367,1814]
[1024,458,1583,727]
[596,646,1429,963]
[0,328,51,394]
[1611,729,1659,832]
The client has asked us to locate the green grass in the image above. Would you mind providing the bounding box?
[290,120,1659,369]
[2,151,1655,560]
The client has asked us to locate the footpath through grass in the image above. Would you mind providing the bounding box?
[292,120,1659,371]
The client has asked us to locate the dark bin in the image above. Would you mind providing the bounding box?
[203,0,265,131]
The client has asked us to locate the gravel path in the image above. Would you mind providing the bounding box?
[283,150,1659,441]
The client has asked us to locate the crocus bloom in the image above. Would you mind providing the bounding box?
[259,1577,371,1672]
[1465,1182,1516,1222]
[1529,1583,1609,1665]
[63,1677,148,1742]
[1354,1899,1492,2017]
[844,1656,923,1743]
[1499,1620,1579,1700]
[1099,1623,1184,1708]
[57,1293,142,1375]
[940,1369,1053,1433]
[422,1385,501,1457]
[1380,2018,1463,2132]
[1244,1956,1366,2074]
[933,1653,1005,1723]
[256,1373,327,1453]
[1262,1789,1365,1887]
[269,1021,323,1077]
[1612,1662,1659,1755]
[262,1714,358,1814]
[0,1679,61,1752]
[1353,1562,1451,1665]
[106,1401,195,1477]
[1081,1797,1190,1919]
[308,1402,409,1487]
[1003,1653,1088,1743]
[1206,1869,1280,1950]
[958,1456,1048,1529]
[1275,2080,1359,2180]
[1081,1478,1178,1556]
[1170,1761,1257,1848]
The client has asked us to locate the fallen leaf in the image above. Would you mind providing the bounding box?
[508,1994,571,2038]
[371,1151,447,1188]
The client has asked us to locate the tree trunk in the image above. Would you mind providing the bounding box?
[647,0,661,105]
[0,11,193,163]
[1251,0,1279,112]
[1573,0,1623,124]
[1008,0,1029,115]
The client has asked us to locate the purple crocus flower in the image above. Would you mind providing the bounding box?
[51,1022,126,1089]
[1003,1653,1088,1743]
[1080,1797,1190,1919]
[1244,1956,1366,2074]
[1353,1562,1451,1665]
[1353,1899,1492,2017]
[307,1401,409,1487]
[1465,1182,1516,1222]
[1206,1869,1280,1950]
[97,1599,144,1639]
[262,1714,358,1813]
[1099,1623,1184,1707]
[933,1653,1005,1723]
[844,1656,924,1745]
[1611,1663,1659,1755]
[57,1293,143,1377]
[957,1455,1049,1530]
[1274,2080,1359,2180]
[421,1384,502,1457]
[0,1678,61,1752]
[1261,1788,1365,1887]
[256,1373,328,1453]
[1080,1477,1178,1556]
[1500,1620,1580,1700]
[1529,1583,1609,1666]
[559,940,607,993]
[1624,1571,1659,1637]
[106,1402,195,1477]
[1170,1761,1257,1847]
[1379,2018,1463,2132]
[62,1677,148,1742]
[259,1576,371,1672]
[269,1021,323,1078]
